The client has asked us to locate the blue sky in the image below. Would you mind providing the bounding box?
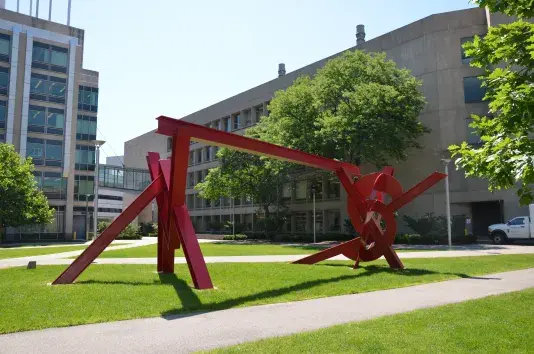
[8,0,475,161]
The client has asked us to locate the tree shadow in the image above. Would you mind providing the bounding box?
[77,263,501,321]
[317,263,501,280]
[160,263,469,320]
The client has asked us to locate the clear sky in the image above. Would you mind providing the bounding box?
[8,0,475,162]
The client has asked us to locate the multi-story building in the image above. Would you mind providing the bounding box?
[124,8,524,238]
[0,4,99,242]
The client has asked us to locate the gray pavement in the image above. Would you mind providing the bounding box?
[1,244,534,269]
[1,268,533,353]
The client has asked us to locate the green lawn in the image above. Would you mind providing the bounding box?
[0,245,87,259]
[98,242,432,258]
[0,254,533,334]
[211,288,534,353]
[99,243,328,258]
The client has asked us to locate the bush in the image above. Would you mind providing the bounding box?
[403,213,447,241]
[222,234,248,241]
[97,221,111,233]
[147,232,158,237]
[393,233,477,245]
[139,222,157,236]
[118,223,142,240]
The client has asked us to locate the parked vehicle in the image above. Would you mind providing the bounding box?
[488,205,534,244]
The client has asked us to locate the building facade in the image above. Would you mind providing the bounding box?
[0,6,99,242]
[124,8,525,237]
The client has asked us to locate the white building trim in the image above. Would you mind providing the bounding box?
[63,38,77,177]
[5,25,20,144]
[18,33,32,158]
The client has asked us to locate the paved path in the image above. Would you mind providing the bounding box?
[1,268,533,353]
[2,244,534,269]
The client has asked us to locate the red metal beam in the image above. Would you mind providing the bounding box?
[156,116,360,174]
[147,153,175,273]
[53,174,166,284]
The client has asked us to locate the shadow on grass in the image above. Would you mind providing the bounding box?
[160,264,478,320]
[319,263,501,280]
[77,263,500,321]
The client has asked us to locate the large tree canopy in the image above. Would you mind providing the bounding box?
[449,0,534,204]
[0,144,53,230]
[196,50,428,216]
[259,50,428,166]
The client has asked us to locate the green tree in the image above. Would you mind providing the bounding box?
[258,50,428,166]
[0,144,54,235]
[197,50,428,228]
[449,0,534,204]
[195,141,288,219]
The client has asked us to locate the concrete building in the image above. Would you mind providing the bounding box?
[124,7,524,238]
[1,4,100,242]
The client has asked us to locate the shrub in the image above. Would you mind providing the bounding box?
[222,234,247,241]
[139,222,157,236]
[403,213,447,240]
[118,223,142,240]
[97,221,111,233]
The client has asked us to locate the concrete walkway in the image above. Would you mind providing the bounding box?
[1,244,534,269]
[1,268,533,353]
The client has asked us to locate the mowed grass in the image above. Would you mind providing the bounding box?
[0,254,533,334]
[97,242,433,258]
[98,242,328,258]
[211,288,534,354]
[0,245,87,259]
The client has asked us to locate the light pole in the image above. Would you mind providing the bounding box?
[441,158,452,249]
[311,183,317,244]
[92,140,106,238]
[85,194,90,240]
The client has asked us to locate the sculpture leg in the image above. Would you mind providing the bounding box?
[293,238,362,264]
[53,175,165,284]
[168,134,213,289]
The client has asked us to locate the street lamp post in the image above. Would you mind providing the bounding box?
[92,140,106,238]
[85,194,90,240]
[441,158,452,249]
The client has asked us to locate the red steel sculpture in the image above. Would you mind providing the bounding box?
[53,116,446,287]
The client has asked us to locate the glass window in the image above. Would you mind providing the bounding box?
[233,114,241,130]
[28,106,46,132]
[43,172,66,200]
[78,86,99,112]
[167,137,172,152]
[327,179,340,199]
[46,141,63,162]
[296,180,307,200]
[295,212,307,232]
[224,117,231,132]
[0,101,6,129]
[509,218,525,226]
[49,81,66,97]
[0,36,9,57]
[282,183,292,200]
[255,106,263,121]
[50,49,68,67]
[75,145,96,171]
[27,138,44,160]
[326,210,341,231]
[205,146,211,161]
[74,175,94,201]
[0,67,9,91]
[463,76,486,103]
[196,149,202,163]
[30,75,47,95]
[47,111,64,131]
[32,44,49,63]
[76,115,97,141]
